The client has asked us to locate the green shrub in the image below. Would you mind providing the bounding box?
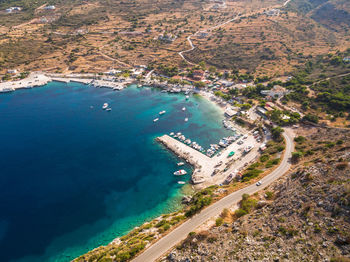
[242,169,263,181]
[265,158,280,168]
[215,217,224,226]
[235,208,248,217]
[294,136,306,143]
[260,154,270,162]
[292,151,303,162]
[265,191,274,200]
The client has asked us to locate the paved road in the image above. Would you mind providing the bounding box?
[132,129,294,262]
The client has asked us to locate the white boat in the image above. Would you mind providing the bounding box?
[177,162,185,166]
[0,87,15,93]
[102,103,109,110]
[186,95,189,100]
[153,118,159,122]
[170,132,175,136]
[106,108,112,111]
[182,107,186,111]
[184,118,188,122]
[159,110,166,115]
[177,181,186,185]
[174,169,187,176]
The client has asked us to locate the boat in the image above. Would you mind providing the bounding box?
[177,162,185,166]
[170,132,175,136]
[0,87,15,93]
[106,108,112,111]
[102,103,109,109]
[186,95,189,100]
[137,84,142,88]
[184,118,188,122]
[159,110,166,115]
[182,107,186,111]
[153,118,159,122]
[174,169,187,176]
[177,181,186,185]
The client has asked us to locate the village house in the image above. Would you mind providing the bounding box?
[264,8,280,16]
[44,5,56,10]
[224,108,238,118]
[256,106,268,118]
[343,57,350,63]
[192,70,204,81]
[197,31,209,39]
[6,7,22,13]
[261,85,288,98]
[7,69,18,74]
[158,33,177,43]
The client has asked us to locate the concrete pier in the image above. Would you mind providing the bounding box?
[157,134,260,188]
[157,135,212,184]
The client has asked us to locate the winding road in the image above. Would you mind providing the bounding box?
[132,128,295,262]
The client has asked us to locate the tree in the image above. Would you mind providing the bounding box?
[292,151,303,162]
[302,114,319,123]
[271,126,284,140]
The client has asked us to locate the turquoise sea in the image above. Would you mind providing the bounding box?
[0,82,232,262]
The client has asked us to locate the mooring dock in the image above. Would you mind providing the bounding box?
[157,135,215,184]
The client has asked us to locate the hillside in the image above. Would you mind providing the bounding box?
[164,127,350,261]
[185,0,350,75]
[0,0,349,75]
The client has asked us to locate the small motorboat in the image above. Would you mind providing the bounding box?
[186,95,189,100]
[177,162,185,166]
[182,107,186,111]
[102,103,109,110]
[159,110,166,115]
[184,118,188,122]
[106,108,112,112]
[153,118,159,122]
[177,181,186,185]
[170,132,175,136]
[174,169,187,176]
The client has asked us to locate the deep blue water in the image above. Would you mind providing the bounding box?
[0,82,232,262]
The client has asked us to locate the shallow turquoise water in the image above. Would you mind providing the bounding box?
[0,82,232,262]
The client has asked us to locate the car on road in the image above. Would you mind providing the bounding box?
[256,180,262,186]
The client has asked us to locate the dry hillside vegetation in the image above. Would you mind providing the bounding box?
[164,127,350,262]
[0,0,349,75]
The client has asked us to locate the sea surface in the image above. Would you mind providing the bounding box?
[0,82,232,262]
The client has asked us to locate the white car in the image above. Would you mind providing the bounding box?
[256,180,262,186]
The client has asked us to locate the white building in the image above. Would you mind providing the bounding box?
[7,69,18,74]
[265,8,280,16]
[44,5,56,10]
[261,85,288,98]
[225,108,238,117]
[6,7,22,13]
